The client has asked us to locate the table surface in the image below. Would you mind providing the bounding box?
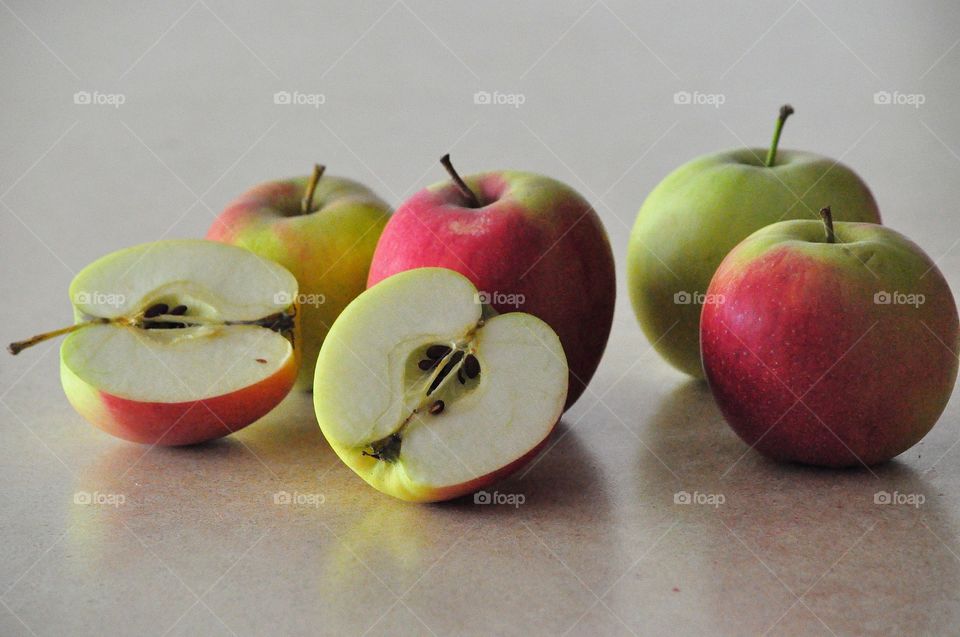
[3,2,960,635]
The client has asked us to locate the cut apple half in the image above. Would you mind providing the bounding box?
[314,267,568,502]
[10,240,300,446]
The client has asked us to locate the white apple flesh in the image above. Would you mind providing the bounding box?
[314,267,568,502]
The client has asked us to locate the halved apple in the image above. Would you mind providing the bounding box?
[314,267,568,502]
[9,240,300,446]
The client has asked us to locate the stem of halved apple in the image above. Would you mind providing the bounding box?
[301,163,326,214]
[7,320,109,355]
[819,206,836,243]
[440,153,480,208]
[765,104,794,168]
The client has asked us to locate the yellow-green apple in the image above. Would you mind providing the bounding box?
[208,165,391,388]
[701,208,958,467]
[314,267,568,502]
[628,105,882,378]
[8,240,300,445]
[367,155,614,409]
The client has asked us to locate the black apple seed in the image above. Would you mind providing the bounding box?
[418,359,435,371]
[170,305,188,315]
[457,369,465,384]
[464,354,480,379]
[144,303,168,318]
[426,344,451,360]
[429,400,444,415]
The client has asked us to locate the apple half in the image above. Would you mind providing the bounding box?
[314,268,568,502]
[11,240,300,446]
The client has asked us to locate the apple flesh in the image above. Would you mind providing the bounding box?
[208,166,391,389]
[701,214,959,467]
[628,106,882,377]
[314,267,568,502]
[12,240,300,446]
[367,158,614,409]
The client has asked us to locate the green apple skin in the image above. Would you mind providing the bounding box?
[627,148,881,377]
[208,175,391,388]
[701,220,959,466]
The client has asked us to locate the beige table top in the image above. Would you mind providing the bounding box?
[2,2,960,635]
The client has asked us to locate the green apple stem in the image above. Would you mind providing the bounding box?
[301,163,326,214]
[764,104,794,168]
[819,206,836,243]
[440,154,480,208]
[7,319,108,355]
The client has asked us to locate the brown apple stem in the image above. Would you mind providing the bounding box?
[301,163,326,214]
[7,320,106,355]
[819,206,836,243]
[764,104,794,168]
[440,154,480,208]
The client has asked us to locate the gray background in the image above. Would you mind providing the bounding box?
[2,2,960,635]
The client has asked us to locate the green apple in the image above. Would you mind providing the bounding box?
[8,240,299,445]
[314,267,568,502]
[628,105,882,377]
[208,165,391,388]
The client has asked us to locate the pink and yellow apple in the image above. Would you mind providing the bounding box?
[701,209,958,467]
[367,155,615,409]
[208,165,391,388]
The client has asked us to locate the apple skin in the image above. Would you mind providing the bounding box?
[208,175,391,388]
[60,350,297,446]
[367,171,615,409]
[628,149,881,378]
[701,219,959,467]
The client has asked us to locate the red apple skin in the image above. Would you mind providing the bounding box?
[368,172,616,409]
[60,354,297,446]
[701,221,959,467]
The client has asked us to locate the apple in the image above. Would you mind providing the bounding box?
[207,165,391,389]
[367,154,615,409]
[701,208,959,467]
[314,267,568,502]
[628,105,882,377]
[8,240,300,445]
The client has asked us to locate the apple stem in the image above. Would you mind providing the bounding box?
[440,154,480,208]
[764,104,794,168]
[819,206,836,243]
[7,319,107,355]
[301,163,326,214]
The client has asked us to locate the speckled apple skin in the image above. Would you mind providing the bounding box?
[367,172,615,410]
[701,220,959,467]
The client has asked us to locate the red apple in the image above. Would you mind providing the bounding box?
[701,208,959,467]
[367,155,616,408]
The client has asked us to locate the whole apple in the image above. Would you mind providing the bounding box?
[367,155,616,409]
[701,208,959,467]
[628,106,882,378]
[208,165,391,388]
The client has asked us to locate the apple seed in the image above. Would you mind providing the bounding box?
[429,400,445,415]
[144,303,168,318]
[426,344,451,359]
[464,354,480,379]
